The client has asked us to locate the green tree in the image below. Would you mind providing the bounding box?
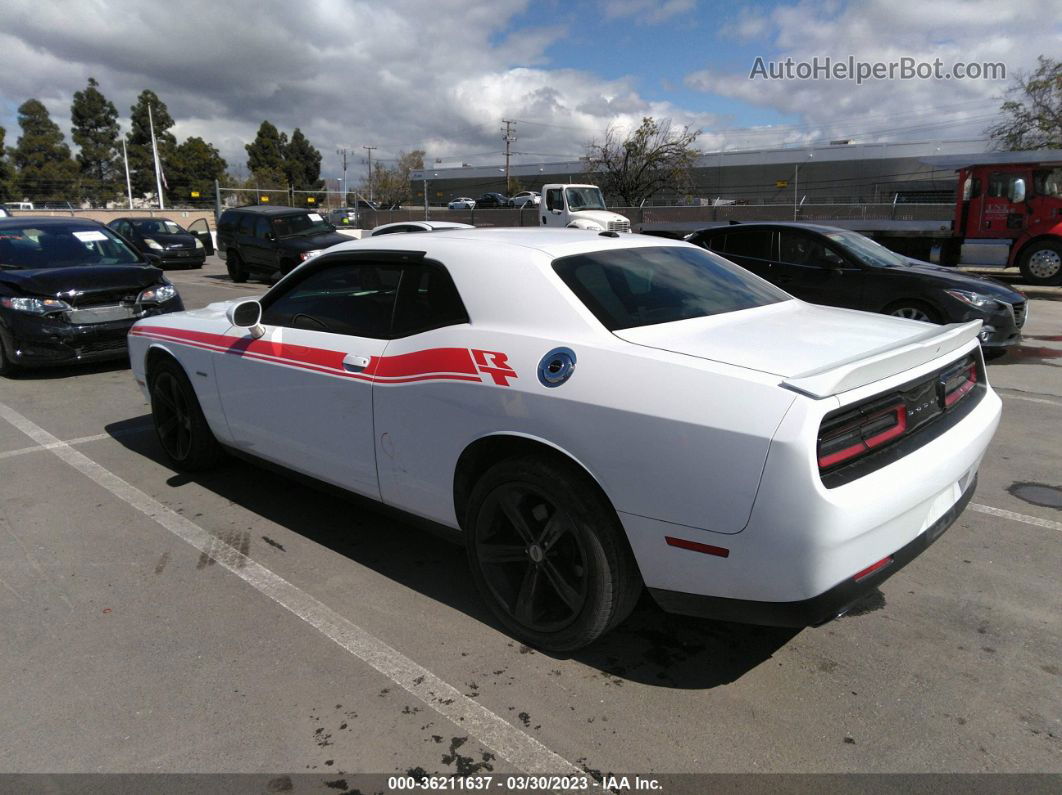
[370,149,424,207]
[169,137,227,203]
[126,90,177,197]
[987,56,1062,150]
[283,128,323,190]
[71,77,121,206]
[0,126,13,202]
[583,116,701,206]
[13,99,78,202]
[245,121,288,185]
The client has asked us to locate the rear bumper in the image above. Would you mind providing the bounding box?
[649,473,977,627]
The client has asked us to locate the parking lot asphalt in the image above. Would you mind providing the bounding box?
[0,254,1059,778]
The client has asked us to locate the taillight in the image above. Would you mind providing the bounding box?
[942,362,977,407]
[818,402,908,470]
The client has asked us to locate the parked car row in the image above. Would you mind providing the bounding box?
[447,192,542,210]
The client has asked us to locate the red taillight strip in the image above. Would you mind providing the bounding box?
[817,404,907,470]
[853,556,893,582]
[944,364,977,407]
[665,536,730,558]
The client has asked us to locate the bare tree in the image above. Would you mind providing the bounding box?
[584,117,700,206]
[987,56,1062,151]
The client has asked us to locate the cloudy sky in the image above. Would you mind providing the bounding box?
[1,0,1058,181]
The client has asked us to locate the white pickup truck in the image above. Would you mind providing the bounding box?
[540,184,630,232]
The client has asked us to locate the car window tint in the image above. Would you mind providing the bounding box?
[261,263,402,338]
[545,189,563,211]
[254,217,271,240]
[718,230,773,260]
[238,215,254,236]
[391,263,469,337]
[553,245,788,331]
[778,231,834,267]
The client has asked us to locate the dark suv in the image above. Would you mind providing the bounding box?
[217,206,350,282]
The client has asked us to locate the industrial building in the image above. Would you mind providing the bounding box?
[414,138,996,207]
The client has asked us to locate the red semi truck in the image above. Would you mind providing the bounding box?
[932,154,1062,284]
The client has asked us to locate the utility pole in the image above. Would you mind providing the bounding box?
[337,147,350,206]
[363,145,377,203]
[501,120,517,195]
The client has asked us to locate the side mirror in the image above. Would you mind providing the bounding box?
[226,299,265,339]
[1010,178,1026,204]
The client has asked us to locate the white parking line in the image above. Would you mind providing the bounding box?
[0,399,580,777]
[999,393,1062,408]
[0,433,110,460]
[969,503,1062,532]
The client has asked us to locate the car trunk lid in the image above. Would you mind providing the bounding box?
[614,300,982,398]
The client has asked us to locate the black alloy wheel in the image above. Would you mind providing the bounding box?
[466,456,642,651]
[149,359,224,471]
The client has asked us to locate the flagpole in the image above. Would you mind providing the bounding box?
[148,104,165,210]
[122,139,134,210]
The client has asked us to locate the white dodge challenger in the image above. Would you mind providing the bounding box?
[128,229,1000,650]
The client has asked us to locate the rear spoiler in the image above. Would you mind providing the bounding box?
[781,321,982,398]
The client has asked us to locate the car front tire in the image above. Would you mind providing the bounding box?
[149,359,224,471]
[465,455,642,651]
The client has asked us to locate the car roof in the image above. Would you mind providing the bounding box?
[221,205,312,216]
[0,216,106,229]
[331,226,681,259]
[696,221,859,236]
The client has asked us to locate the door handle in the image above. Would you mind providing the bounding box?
[342,353,371,372]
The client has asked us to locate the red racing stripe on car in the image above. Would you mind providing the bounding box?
[364,348,477,379]
[130,326,514,386]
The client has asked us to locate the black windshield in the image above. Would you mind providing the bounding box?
[554,245,789,330]
[0,224,141,269]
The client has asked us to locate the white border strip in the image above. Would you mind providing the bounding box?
[0,400,580,776]
[969,502,1062,532]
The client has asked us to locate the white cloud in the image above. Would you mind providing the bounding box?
[0,0,709,182]
[601,0,698,25]
[692,0,1061,149]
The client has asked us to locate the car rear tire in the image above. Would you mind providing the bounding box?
[227,251,248,283]
[1018,241,1062,286]
[885,300,941,324]
[149,359,224,471]
[465,455,642,651]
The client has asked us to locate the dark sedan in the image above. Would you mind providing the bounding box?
[474,192,510,208]
[108,216,213,269]
[0,218,184,375]
[689,222,1027,352]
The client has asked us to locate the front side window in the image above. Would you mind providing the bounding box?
[778,231,845,268]
[0,224,140,269]
[545,189,563,212]
[553,245,788,331]
[261,262,403,338]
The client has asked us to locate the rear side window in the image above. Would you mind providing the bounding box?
[238,214,254,236]
[553,245,788,331]
[717,229,774,260]
[392,263,469,337]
